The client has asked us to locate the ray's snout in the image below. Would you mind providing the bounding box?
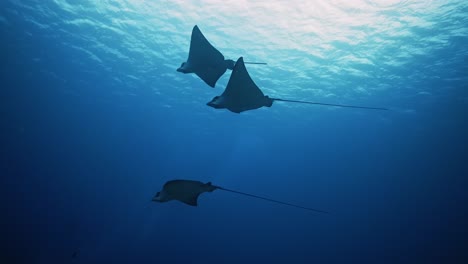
[152,191,162,202]
[177,62,190,73]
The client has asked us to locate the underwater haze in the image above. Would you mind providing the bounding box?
[1,0,468,263]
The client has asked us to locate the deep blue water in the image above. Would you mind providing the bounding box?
[1,1,468,263]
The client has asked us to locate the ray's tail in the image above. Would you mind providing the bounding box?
[272,98,388,111]
[244,62,268,65]
[214,185,329,214]
[227,59,267,70]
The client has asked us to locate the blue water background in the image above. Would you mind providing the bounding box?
[1,0,467,263]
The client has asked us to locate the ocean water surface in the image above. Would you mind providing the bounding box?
[1,0,467,263]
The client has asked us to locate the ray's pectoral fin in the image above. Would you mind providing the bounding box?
[183,196,199,206]
[195,66,225,88]
[207,57,274,113]
[180,182,218,206]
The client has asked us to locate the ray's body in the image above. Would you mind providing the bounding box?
[207,57,388,113]
[152,179,329,214]
[177,25,266,87]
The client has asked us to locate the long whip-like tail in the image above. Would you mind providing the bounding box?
[272,98,388,111]
[226,60,267,70]
[244,62,267,65]
[214,185,329,214]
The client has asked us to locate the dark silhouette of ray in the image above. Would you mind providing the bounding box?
[177,25,266,87]
[207,57,388,113]
[152,179,328,214]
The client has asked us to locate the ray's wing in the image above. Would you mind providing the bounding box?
[178,194,200,206]
[221,57,267,111]
[188,25,227,87]
[222,57,265,98]
[188,25,224,64]
[195,65,227,88]
[163,180,207,206]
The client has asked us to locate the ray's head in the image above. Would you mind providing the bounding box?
[207,96,225,109]
[177,62,191,73]
[152,190,170,203]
